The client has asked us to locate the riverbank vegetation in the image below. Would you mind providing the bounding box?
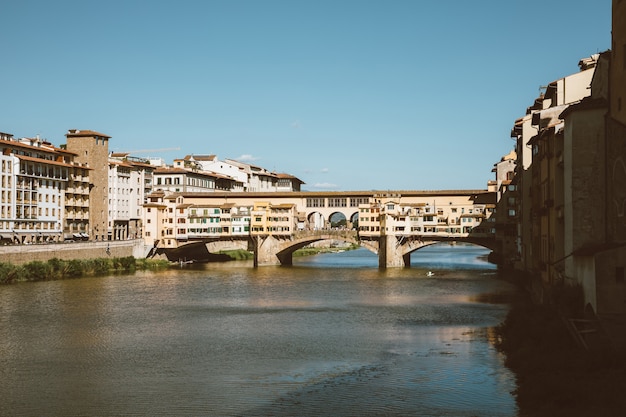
[293,243,360,257]
[495,285,626,416]
[0,257,171,284]
[219,249,253,260]
[219,244,360,261]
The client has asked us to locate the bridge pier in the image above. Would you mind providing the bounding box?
[253,235,287,267]
[379,234,407,268]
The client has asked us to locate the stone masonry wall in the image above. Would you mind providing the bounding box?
[0,240,150,266]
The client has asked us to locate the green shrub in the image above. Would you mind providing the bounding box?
[22,261,52,282]
[119,256,136,271]
[65,259,84,278]
[0,263,20,284]
[219,250,252,260]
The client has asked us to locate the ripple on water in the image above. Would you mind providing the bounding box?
[0,245,517,417]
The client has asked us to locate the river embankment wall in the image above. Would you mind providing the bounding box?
[0,240,150,265]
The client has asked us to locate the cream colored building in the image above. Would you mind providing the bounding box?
[173,155,304,192]
[143,190,495,251]
[503,1,626,346]
[153,166,240,193]
[64,161,91,240]
[0,133,74,243]
[108,153,154,240]
[509,55,597,289]
[142,191,167,249]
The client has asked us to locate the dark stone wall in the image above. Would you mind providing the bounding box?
[606,117,626,243]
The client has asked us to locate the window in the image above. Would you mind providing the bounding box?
[350,197,369,207]
[328,198,347,207]
[306,198,325,208]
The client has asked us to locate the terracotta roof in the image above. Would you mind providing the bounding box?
[109,160,134,168]
[275,173,305,183]
[184,154,216,161]
[0,138,73,155]
[16,154,78,169]
[175,189,491,199]
[65,129,111,138]
[147,191,165,197]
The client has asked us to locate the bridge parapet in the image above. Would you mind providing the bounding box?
[293,229,358,241]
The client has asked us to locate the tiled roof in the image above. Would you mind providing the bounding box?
[65,129,111,138]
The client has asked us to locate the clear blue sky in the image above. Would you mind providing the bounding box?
[1,0,611,191]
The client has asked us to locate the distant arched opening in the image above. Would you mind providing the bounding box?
[307,212,325,230]
[350,212,359,230]
[329,212,347,229]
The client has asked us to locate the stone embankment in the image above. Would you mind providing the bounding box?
[0,239,150,265]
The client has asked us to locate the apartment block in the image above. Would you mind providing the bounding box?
[0,133,75,243]
[501,1,626,342]
[108,153,155,240]
[492,150,518,268]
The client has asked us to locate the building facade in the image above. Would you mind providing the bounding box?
[0,133,74,244]
[141,190,495,250]
[508,55,597,295]
[492,150,517,268]
[501,1,626,345]
[108,154,155,240]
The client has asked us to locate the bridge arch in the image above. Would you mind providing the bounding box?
[349,211,359,228]
[270,231,378,266]
[398,236,497,267]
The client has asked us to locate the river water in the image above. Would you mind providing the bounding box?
[0,244,518,416]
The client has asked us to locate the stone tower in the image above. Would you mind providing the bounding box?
[65,129,110,241]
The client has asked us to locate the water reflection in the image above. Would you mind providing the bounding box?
[0,243,517,417]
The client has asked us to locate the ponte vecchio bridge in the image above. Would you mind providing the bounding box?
[145,189,498,268]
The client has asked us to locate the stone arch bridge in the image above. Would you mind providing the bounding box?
[186,229,497,268]
[148,189,498,267]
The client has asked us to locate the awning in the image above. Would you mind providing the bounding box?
[73,233,82,238]
[80,233,89,238]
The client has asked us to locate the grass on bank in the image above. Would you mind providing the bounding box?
[495,284,626,417]
[0,257,171,284]
[219,244,360,261]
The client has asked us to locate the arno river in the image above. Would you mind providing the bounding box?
[0,244,518,416]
